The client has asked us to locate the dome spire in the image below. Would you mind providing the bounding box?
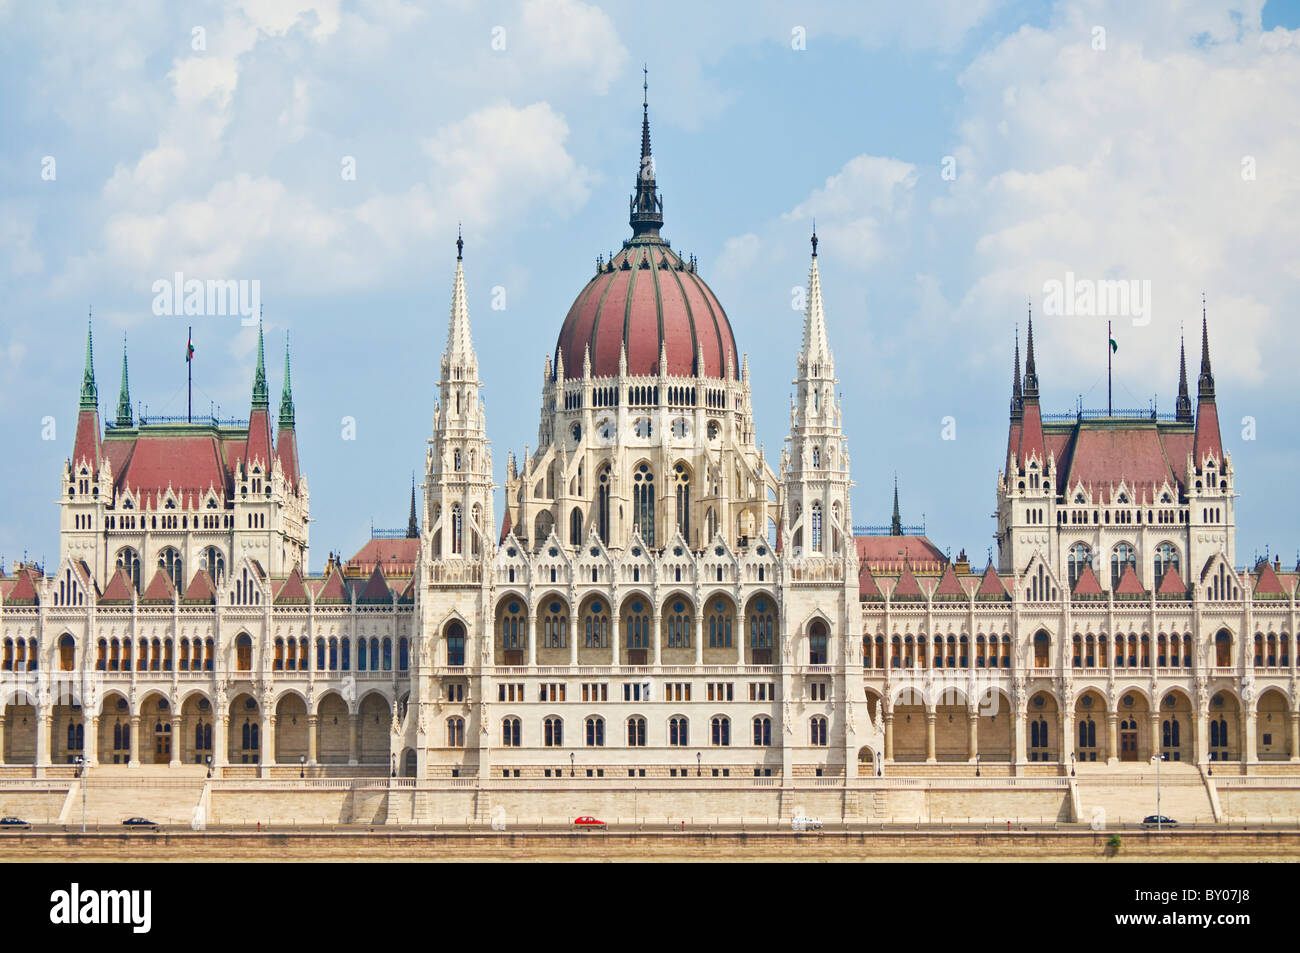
[115,333,132,428]
[629,66,663,238]
[1175,325,1192,422]
[80,310,98,411]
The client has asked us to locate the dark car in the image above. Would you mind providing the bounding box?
[1141,815,1178,828]
[122,817,161,832]
[0,817,31,831]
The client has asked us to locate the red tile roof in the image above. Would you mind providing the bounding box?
[356,564,392,603]
[99,567,134,603]
[1060,426,1181,501]
[1193,399,1223,467]
[111,433,229,500]
[274,568,309,604]
[499,508,513,544]
[1072,562,1104,596]
[72,409,101,471]
[6,568,41,605]
[140,568,176,603]
[183,569,217,604]
[1157,564,1186,596]
[346,538,420,577]
[276,426,299,488]
[1253,562,1286,597]
[890,562,925,599]
[315,566,349,604]
[1114,562,1146,596]
[858,563,883,600]
[854,535,946,573]
[976,563,1009,600]
[933,563,967,598]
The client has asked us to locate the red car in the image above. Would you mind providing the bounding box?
[573,816,607,831]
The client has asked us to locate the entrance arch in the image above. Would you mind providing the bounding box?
[275,693,308,764]
[228,693,261,764]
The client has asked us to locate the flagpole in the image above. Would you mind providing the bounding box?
[188,325,192,423]
[1107,319,1112,416]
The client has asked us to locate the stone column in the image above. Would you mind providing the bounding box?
[128,714,141,767]
[1150,712,1161,763]
[1244,711,1257,765]
[924,710,936,763]
[1106,712,1119,765]
[884,711,894,761]
[0,713,6,764]
[170,714,182,768]
[35,705,52,773]
[735,613,745,666]
[349,712,360,765]
[610,614,620,667]
[653,611,663,666]
[213,709,229,770]
[86,715,99,767]
[1012,707,1027,767]
[262,712,276,771]
[1289,708,1299,763]
[694,614,704,666]
[569,615,579,667]
[527,614,537,668]
[307,714,319,765]
[1194,709,1209,765]
[967,711,979,762]
[1061,709,1073,766]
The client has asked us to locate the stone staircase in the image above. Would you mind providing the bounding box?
[78,766,208,825]
[1074,762,1215,826]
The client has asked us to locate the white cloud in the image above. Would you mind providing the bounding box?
[518,0,628,94]
[785,156,918,266]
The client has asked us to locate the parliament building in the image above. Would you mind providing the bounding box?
[2,97,1295,810]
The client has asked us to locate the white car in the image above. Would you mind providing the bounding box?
[791,815,823,832]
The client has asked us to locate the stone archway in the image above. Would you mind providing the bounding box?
[228,693,261,765]
[275,694,309,765]
[1256,689,1291,761]
[358,693,391,765]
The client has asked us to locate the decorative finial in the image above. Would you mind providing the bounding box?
[643,64,648,108]
[456,224,463,261]
[811,219,818,257]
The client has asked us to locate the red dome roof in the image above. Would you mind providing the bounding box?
[554,239,738,381]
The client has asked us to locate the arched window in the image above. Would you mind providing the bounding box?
[626,716,646,747]
[59,635,75,671]
[753,716,772,746]
[1214,630,1231,667]
[810,502,823,552]
[673,463,690,540]
[669,716,689,747]
[544,716,563,747]
[500,602,524,650]
[116,548,141,592]
[1110,542,1136,584]
[451,505,463,555]
[200,546,225,585]
[707,600,733,649]
[664,600,691,649]
[748,598,775,661]
[398,637,409,671]
[446,622,466,667]
[158,547,183,588]
[446,717,465,748]
[502,717,521,747]
[235,634,252,671]
[569,507,583,545]
[1033,631,1050,668]
[542,600,568,649]
[633,464,655,545]
[597,466,611,545]
[583,600,609,648]
[1154,542,1180,581]
[585,717,605,747]
[1067,543,1091,586]
[809,620,828,665]
[810,715,828,746]
[711,716,730,746]
[625,600,650,651]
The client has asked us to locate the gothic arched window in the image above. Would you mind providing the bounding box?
[633,464,655,546]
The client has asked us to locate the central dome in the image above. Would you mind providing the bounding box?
[554,238,738,381]
[553,93,739,381]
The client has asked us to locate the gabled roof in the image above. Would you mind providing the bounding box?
[182,569,217,605]
[854,534,946,573]
[976,563,1009,600]
[1157,564,1187,597]
[890,561,924,600]
[1114,562,1146,596]
[858,563,883,600]
[933,563,967,599]
[345,538,419,577]
[314,565,349,604]
[499,508,513,544]
[1253,562,1286,598]
[397,575,416,604]
[356,564,392,604]
[274,568,310,605]
[140,568,176,603]
[99,567,135,604]
[5,568,41,605]
[1072,562,1104,597]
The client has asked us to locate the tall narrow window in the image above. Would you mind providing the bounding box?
[810,502,823,552]
[673,463,690,540]
[451,505,463,555]
[597,467,611,545]
[633,464,655,546]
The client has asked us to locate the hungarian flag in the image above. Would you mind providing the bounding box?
[186,330,194,362]
[1109,335,1118,353]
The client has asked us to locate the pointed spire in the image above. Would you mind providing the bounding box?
[801,225,831,372]
[278,331,295,429]
[1010,324,1023,419]
[445,230,475,363]
[1022,306,1038,399]
[1175,327,1193,422]
[407,475,419,538]
[1197,294,1214,399]
[251,311,269,408]
[629,66,664,238]
[80,312,98,411]
[890,475,902,536]
[114,334,132,427]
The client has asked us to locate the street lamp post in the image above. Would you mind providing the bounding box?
[390,753,395,779]
[300,753,306,779]
[570,752,574,777]
[975,753,981,778]
[1070,751,1076,778]
[1154,749,1167,830]
[205,753,212,779]
[697,751,701,777]
[75,756,86,833]
[875,750,883,777]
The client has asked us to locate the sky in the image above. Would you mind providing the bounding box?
[1,0,1299,573]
